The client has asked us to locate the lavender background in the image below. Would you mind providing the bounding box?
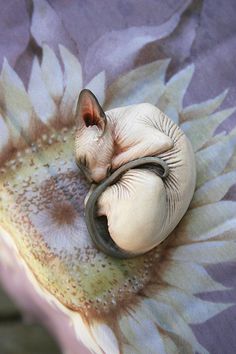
[0,1,236,353]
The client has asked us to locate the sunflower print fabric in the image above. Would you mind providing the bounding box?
[0,1,236,353]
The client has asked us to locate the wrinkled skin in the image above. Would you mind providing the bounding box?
[75,90,196,254]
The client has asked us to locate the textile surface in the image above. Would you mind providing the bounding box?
[0,1,236,353]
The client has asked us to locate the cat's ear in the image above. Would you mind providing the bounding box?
[75,89,107,135]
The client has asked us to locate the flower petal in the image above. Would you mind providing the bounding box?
[86,71,106,107]
[161,334,179,354]
[191,171,236,208]
[142,299,207,353]
[224,129,236,173]
[122,344,139,354]
[28,58,57,123]
[155,287,231,324]
[164,106,179,124]
[0,1,29,68]
[157,64,194,113]
[181,107,236,152]
[196,134,236,187]
[0,59,33,131]
[90,323,119,354]
[84,0,189,81]
[72,314,103,354]
[41,45,63,101]
[173,201,236,244]
[0,115,10,150]
[59,45,82,121]
[104,59,170,110]
[31,0,77,54]
[169,241,236,264]
[119,311,165,354]
[160,260,226,293]
[181,89,228,122]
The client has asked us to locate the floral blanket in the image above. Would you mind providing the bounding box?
[0,1,236,353]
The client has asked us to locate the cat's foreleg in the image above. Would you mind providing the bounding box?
[112,130,173,170]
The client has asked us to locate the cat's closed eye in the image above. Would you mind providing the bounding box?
[77,156,89,170]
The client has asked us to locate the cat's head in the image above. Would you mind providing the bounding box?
[74,89,113,183]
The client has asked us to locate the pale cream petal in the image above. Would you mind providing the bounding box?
[156,287,232,325]
[86,71,106,106]
[0,59,32,130]
[196,134,236,187]
[224,129,236,173]
[160,260,226,293]
[170,240,236,263]
[119,311,165,354]
[157,64,194,113]
[0,115,10,149]
[142,299,207,354]
[163,105,179,124]
[104,59,170,110]
[181,108,236,152]
[191,171,236,208]
[172,201,236,244]
[163,333,194,354]
[41,44,63,100]
[0,114,21,142]
[204,131,227,148]
[59,45,82,119]
[72,314,103,354]
[123,344,142,354]
[162,335,179,354]
[90,323,120,354]
[181,89,228,122]
[28,58,57,123]
[225,153,236,174]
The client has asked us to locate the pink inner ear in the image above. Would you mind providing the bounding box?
[84,112,95,127]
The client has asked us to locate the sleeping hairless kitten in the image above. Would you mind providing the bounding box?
[75,89,196,254]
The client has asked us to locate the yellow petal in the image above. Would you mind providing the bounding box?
[181,107,236,152]
[196,134,236,187]
[104,59,170,110]
[181,89,228,122]
[59,45,83,121]
[28,58,57,123]
[191,171,236,208]
[157,64,194,113]
[86,71,106,106]
[41,45,63,100]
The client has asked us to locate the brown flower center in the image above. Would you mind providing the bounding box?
[51,202,77,225]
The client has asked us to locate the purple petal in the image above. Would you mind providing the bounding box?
[0,1,30,69]
[31,0,78,56]
[84,0,191,82]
